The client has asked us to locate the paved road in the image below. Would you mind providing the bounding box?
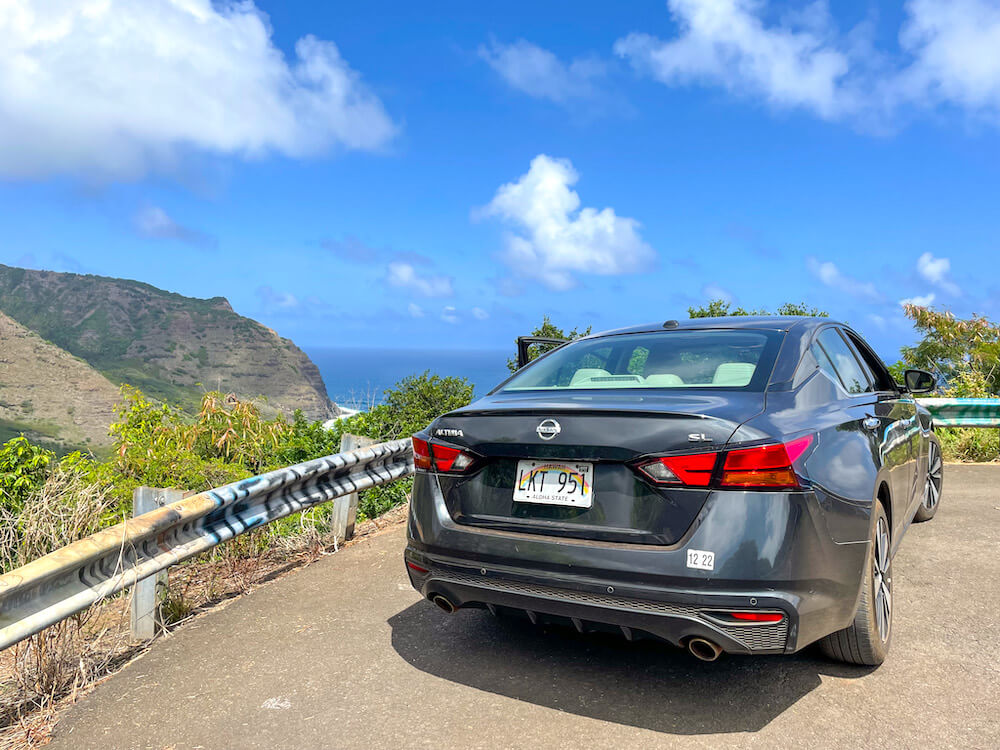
[52,466,999,749]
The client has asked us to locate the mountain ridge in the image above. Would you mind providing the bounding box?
[0,264,336,449]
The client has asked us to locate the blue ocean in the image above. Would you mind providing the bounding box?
[305,347,512,409]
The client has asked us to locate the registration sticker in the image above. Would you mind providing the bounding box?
[686,549,715,571]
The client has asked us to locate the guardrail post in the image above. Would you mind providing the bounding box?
[130,487,182,640]
[333,434,377,543]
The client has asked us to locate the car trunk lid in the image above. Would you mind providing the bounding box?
[429,391,765,545]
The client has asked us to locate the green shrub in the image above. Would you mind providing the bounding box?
[935,367,999,463]
[938,428,998,463]
[0,436,54,516]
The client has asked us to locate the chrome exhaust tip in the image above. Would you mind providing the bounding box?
[430,594,457,614]
[687,637,723,662]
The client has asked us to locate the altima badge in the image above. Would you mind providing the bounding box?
[537,419,561,440]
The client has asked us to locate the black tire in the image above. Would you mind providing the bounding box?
[913,437,943,523]
[819,501,892,666]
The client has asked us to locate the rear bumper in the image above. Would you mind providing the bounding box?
[406,473,873,653]
[406,555,794,653]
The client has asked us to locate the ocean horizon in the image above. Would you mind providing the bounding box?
[305,346,512,410]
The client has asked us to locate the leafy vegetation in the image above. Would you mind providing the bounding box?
[899,304,1000,462]
[688,299,829,318]
[506,315,592,372]
[0,437,54,517]
[899,304,1000,394]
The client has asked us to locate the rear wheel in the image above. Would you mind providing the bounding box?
[819,501,892,666]
[913,438,943,523]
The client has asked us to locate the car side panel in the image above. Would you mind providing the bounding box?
[732,372,882,544]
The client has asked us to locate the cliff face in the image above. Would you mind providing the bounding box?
[0,311,120,450]
[0,265,336,430]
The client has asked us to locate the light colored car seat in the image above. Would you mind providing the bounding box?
[644,373,684,387]
[712,362,756,386]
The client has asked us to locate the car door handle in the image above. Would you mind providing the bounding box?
[862,417,880,431]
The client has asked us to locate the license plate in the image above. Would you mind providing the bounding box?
[513,460,594,508]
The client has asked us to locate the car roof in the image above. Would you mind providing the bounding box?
[586,316,844,339]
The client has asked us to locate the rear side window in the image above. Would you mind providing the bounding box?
[812,344,842,388]
[500,329,783,392]
[816,329,872,394]
[843,330,897,391]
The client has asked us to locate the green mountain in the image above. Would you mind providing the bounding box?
[0,264,336,441]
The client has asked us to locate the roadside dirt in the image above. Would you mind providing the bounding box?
[0,504,410,749]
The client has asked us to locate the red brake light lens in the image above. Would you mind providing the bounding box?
[638,452,717,486]
[430,443,463,472]
[635,436,813,490]
[412,437,432,470]
[720,436,813,489]
[412,436,476,474]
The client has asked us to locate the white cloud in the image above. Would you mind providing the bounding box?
[898,0,1000,117]
[916,251,961,296]
[135,206,214,247]
[471,307,490,320]
[441,306,459,324]
[900,293,936,307]
[807,258,880,301]
[480,154,655,290]
[479,39,603,103]
[386,262,453,298]
[614,0,1000,127]
[702,283,733,303]
[614,0,855,120]
[0,0,396,180]
[407,303,424,318]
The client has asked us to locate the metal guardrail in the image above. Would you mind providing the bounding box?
[0,439,413,651]
[918,398,1000,427]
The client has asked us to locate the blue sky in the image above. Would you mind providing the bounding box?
[1,1,998,362]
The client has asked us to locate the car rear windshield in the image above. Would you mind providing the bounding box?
[500,329,783,392]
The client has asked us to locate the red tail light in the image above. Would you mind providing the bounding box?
[637,452,717,486]
[725,611,785,623]
[411,436,477,474]
[720,435,813,490]
[412,437,432,470]
[634,435,813,491]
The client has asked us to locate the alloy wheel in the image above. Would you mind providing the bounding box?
[923,442,943,512]
[873,516,892,643]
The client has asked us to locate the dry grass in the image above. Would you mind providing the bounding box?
[0,502,410,749]
[0,468,119,574]
[0,595,138,746]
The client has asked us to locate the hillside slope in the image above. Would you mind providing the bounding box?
[0,311,120,450]
[0,265,335,422]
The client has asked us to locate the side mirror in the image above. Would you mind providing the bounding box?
[904,369,935,394]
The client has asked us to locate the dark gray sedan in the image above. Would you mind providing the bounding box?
[405,316,943,666]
